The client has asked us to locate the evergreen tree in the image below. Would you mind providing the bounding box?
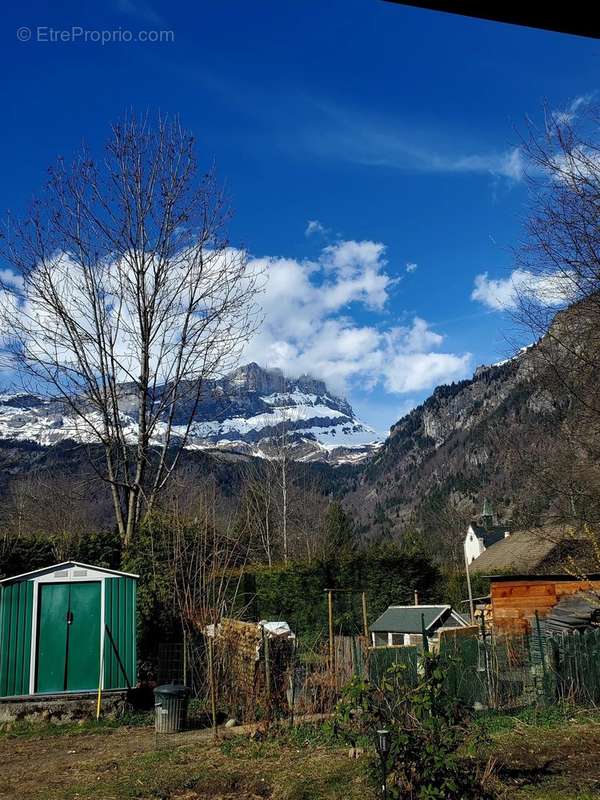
[323,502,355,554]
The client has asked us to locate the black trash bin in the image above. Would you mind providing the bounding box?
[154,683,190,733]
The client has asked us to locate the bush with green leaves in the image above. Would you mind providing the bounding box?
[332,654,494,799]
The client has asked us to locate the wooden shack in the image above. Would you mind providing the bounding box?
[369,604,469,647]
[489,573,600,634]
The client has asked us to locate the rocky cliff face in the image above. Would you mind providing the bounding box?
[0,363,380,465]
[347,343,562,537]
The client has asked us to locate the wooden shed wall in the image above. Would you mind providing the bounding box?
[491,578,600,634]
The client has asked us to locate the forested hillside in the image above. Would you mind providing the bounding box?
[347,302,600,562]
[0,310,592,568]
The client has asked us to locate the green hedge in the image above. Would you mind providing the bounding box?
[1,527,452,656]
[234,545,442,638]
[0,530,121,579]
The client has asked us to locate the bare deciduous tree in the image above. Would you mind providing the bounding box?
[166,478,250,632]
[417,491,474,567]
[515,106,600,415]
[0,116,261,546]
[238,452,330,566]
[508,104,600,555]
[239,467,278,566]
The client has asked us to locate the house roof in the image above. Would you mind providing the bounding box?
[0,561,139,585]
[469,527,571,574]
[470,523,509,548]
[369,604,458,634]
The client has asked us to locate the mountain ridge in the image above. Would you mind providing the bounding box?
[0,363,380,465]
[0,329,584,553]
[345,341,555,547]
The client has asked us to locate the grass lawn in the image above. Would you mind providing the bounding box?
[1,706,600,799]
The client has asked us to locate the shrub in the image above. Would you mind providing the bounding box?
[333,654,494,799]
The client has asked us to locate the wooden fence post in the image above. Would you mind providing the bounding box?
[479,609,492,707]
[534,611,548,703]
[326,590,335,677]
[263,626,272,719]
[362,592,369,642]
[207,636,217,739]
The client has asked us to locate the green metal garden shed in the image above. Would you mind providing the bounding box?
[0,561,138,698]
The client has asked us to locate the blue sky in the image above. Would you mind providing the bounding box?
[1,1,598,433]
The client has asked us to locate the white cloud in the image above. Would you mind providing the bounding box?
[550,146,600,189]
[380,320,470,393]
[305,219,327,237]
[430,147,524,180]
[1,237,472,409]
[303,104,525,181]
[472,269,574,311]
[322,239,385,276]
[496,148,525,182]
[0,269,23,290]
[113,0,164,24]
[406,262,418,273]
[551,94,594,127]
[385,351,471,394]
[397,398,419,418]
[242,240,471,396]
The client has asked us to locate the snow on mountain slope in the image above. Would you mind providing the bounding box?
[0,364,381,464]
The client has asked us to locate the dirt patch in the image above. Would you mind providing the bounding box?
[0,726,156,798]
[0,725,368,800]
[3,715,600,800]
[494,720,600,797]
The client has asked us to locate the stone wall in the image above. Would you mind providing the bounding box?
[0,692,128,725]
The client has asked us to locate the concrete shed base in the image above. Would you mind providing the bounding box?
[0,691,128,724]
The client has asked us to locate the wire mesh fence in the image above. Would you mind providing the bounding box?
[150,622,600,746]
[155,626,346,727]
[548,627,600,704]
[157,642,185,685]
[439,624,600,710]
[344,625,600,712]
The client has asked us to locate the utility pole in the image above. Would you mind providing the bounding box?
[281,377,288,563]
[464,541,475,622]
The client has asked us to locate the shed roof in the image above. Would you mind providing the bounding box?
[469,527,570,574]
[369,605,458,634]
[0,561,139,585]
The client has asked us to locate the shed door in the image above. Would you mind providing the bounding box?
[36,582,101,693]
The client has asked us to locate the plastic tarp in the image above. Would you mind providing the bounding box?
[259,620,296,639]
[545,592,600,634]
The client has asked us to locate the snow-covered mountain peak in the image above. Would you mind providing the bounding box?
[0,364,381,465]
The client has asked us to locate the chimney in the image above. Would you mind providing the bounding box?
[414,590,419,606]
